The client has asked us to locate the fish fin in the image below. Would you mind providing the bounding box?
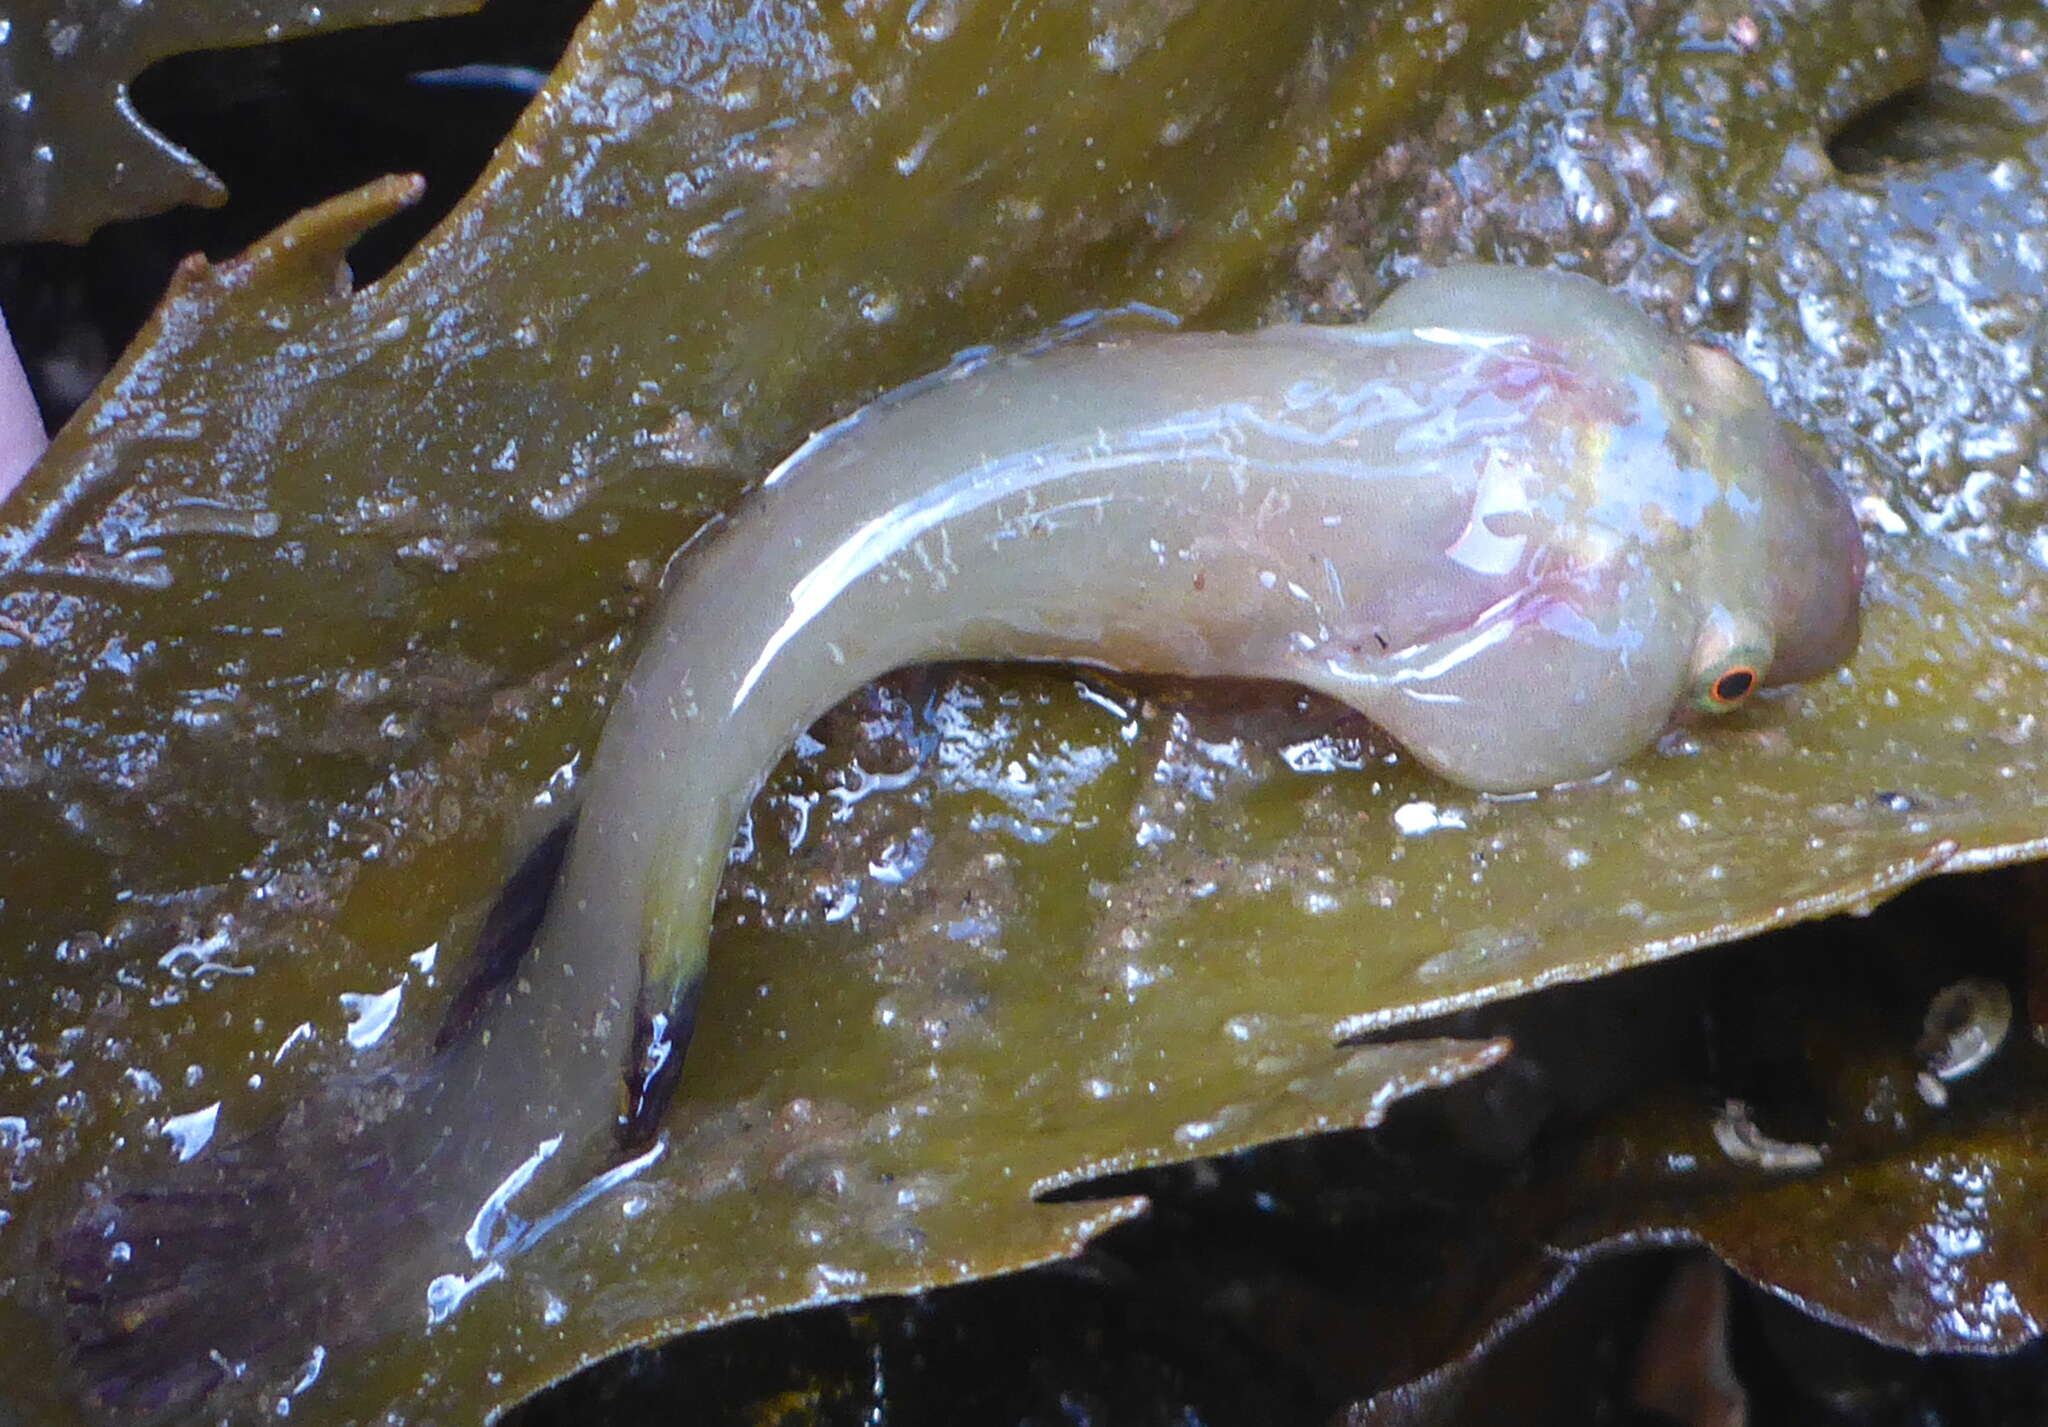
[620,973,705,1149]
[51,1098,426,1424]
[1310,565,1689,792]
[434,817,574,1053]
[1309,584,1550,691]
[53,822,584,1420]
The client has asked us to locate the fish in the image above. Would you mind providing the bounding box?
[53,264,1863,1420]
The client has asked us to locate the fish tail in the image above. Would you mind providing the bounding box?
[622,971,705,1147]
[51,820,609,1422]
[49,818,598,1416]
[51,1094,426,1423]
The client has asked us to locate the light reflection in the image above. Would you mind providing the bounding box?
[339,984,404,1050]
[160,1101,220,1162]
[425,1134,669,1327]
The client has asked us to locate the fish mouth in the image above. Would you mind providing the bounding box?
[1765,435,1866,686]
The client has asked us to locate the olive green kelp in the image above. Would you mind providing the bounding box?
[0,0,487,243]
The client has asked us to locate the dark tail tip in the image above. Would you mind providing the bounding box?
[620,975,703,1150]
[51,1119,411,1423]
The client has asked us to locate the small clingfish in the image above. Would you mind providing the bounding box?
[53,265,1863,1421]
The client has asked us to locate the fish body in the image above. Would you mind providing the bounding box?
[578,264,1862,1132]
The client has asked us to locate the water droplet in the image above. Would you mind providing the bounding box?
[339,983,404,1049]
[426,1264,504,1325]
[1392,800,1465,835]
[160,1102,221,1162]
[1702,257,1748,316]
[894,126,937,177]
[686,215,732,258]
[906,0,959,42]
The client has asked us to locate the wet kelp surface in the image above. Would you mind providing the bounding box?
[2,0,2048,1421]
[513,867,2048,1425]
[0,0,631,424]
[0,0,490,244]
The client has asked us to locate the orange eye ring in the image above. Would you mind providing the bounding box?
[1709,665,1758,707]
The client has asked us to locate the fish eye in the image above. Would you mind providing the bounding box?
[1688,608,1771,717]
[1695,662,1761,714]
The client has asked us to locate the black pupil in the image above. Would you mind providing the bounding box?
[1715,669,1755,702]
